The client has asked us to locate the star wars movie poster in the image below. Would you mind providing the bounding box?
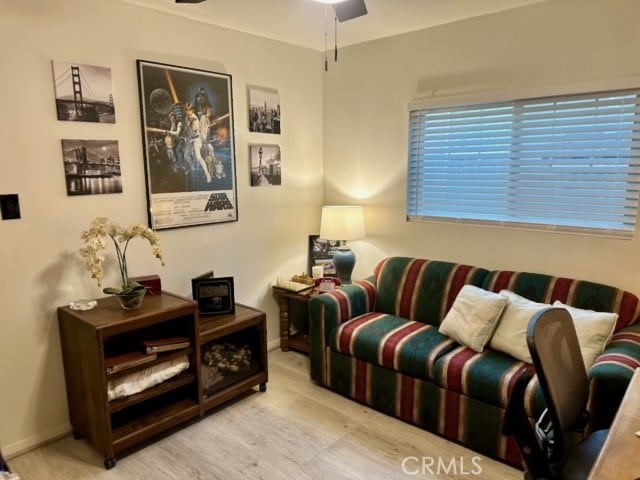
[137,60,237,229]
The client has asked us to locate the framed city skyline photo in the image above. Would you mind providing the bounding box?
[249,144,281,186]
[61,139,122,196]
[248,86,281,134]
[137,60,237,230]
[52,61,115,123]
[307,235,339,276]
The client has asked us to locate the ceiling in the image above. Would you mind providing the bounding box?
[122,0,547,51]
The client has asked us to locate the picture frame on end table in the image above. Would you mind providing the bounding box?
[307,235,340,276]
[136,60,237,230]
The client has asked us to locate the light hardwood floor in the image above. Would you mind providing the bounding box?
[8,350,521,479]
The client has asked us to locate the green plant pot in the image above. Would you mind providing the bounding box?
[116,290,146,310]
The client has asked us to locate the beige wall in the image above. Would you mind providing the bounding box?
[323,0,640,291]
[3,0,640,459]
[0,0,323,454]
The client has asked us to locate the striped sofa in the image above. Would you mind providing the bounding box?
[308,256,640,468]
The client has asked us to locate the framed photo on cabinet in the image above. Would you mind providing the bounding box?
[192,275,235,316]
[136,60,237,230]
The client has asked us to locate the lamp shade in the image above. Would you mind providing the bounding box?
[319,205,365,241]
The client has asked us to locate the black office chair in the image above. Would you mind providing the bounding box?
[503,307,608,480]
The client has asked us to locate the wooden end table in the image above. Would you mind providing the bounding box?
[272,287,322,353]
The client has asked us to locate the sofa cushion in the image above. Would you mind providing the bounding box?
[486,288,618,367]
[490,290,550,363]
[432,344,533,409]
[374,257,489,326]
[439,285,507,352]
[553,301,617,369]
[329,312,458,381]
[482,270,640,331]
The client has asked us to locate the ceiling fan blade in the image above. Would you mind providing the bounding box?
[175,0,206,3]
[334,0,367,22]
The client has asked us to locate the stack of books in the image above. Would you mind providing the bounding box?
[104,337,191,374]
[142,336,191,354]
[105,351,157,374]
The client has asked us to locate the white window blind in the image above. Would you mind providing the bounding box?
[407,89,640,237]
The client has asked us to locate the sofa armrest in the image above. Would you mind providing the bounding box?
[308,278,377,382]
[588,323,640,430]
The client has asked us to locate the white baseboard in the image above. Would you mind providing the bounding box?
[4,341,284,459]
[3,423,71,459]
[267,338,281,351]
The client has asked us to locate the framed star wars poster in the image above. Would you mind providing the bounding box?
[136,60,237,229]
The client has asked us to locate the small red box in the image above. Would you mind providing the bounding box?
[129,275,162,295]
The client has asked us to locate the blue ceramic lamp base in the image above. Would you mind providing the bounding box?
[333,247,356,285]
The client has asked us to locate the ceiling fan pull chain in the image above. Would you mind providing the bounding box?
[324,4,329,71]
[334,14,338,62]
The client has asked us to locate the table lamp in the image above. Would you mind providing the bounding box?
[319,205,365,284]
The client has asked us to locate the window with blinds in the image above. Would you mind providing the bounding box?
[407,89,640,237]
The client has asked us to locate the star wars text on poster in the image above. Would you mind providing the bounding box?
[204,193,234,212]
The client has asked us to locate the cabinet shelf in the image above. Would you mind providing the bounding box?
[112,398,200,453]
[202,364,260,397]
[106,348,193,380]
[108,371,196,413]
[288,332,310,353]
[202,371,268,411]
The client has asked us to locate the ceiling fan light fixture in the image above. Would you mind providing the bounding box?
[314,0,348,4]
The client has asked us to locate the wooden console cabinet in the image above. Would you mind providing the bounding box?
[58,292,200,469]
[57,292,268,469]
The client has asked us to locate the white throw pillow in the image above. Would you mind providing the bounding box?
[552,301,618,370]
[489,290,550,363]
[439,285,508,352]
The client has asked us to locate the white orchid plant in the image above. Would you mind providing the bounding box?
[79,217,165,295]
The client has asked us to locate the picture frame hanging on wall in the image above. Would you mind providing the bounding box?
[249,144,281,186]
[61,139,123,196]
[52,60,116,123]
[136,60,237,230]
[248,85,281,134]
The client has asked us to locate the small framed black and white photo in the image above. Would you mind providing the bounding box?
[61,139,123,196]
[52,60,116,123]
[248,86,281,134]
[249,144,281,186]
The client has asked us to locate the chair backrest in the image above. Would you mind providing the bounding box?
[527,307,590,462]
